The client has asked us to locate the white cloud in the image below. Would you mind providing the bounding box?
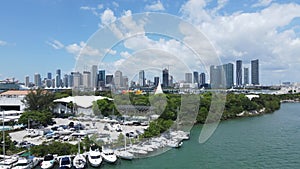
[104,10,146,39]
[0,40,8,46]
[105,48,117,55]
[46,40,64,49]
[65,41,101,59]
[211,0,228,14]
[80,6,98,16]
[101,8,116,26]
[120,51,131,58]
[180,1,300,84]
[145,0,165,11]
[180,0,211,24]
[252,0,272,8]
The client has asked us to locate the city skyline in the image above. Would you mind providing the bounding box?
[0,0,300,85]
[19,58,259,90]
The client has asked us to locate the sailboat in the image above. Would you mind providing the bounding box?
[115,134,134,160]
[0,111,18,169]
[73,139,86,169]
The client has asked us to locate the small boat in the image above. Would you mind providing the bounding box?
[73,139,86,169]
[87,145,102,167]
[100,148,117,164]
[132,144,154,152]
[0,156,18,169]
[73,154,86,169]
[59,156,72,169]
[114,150,134,160]
[167,139,183,148]
[127,147,148,155]
[12,157,40,169]
[41,154,55,169]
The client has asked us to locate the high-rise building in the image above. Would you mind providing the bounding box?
[244,67,249,85]
[114,70,123,88]
[97,70,105,88]
[123,76,129,88]
[47,72,52,80]
[199,73,206,85]
[52,79,55,88]
[251,59,259,85]
[223,63,234,88]
[210,65,221,88]
[139,70,145,87]
[106,75,113,85]
[91,65,98,89]
[34,73,42,87]
[46,79,52,88]
[68,73,74,88]
[162,68,169,88]
[154,77,159,87]
[72,72,81,88]
[63,74,69,88]
[56,69,61,88]
[169,75,173,87]
[193,71,199,84]
[83,71,91,88]
[185,73,193,83]
[236,60,242,86]
[210,63,233,88]
[25,76,30,87]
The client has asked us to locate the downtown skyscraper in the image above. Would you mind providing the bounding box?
[162,68,169,88]
[236,60,242,86]
[251,59,259,85]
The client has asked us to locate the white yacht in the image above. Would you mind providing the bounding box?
[87,145,102,167]
[41,154,55,169]
[12,157,39,169]
[100,148,117,164]
[0,156,18,169]
[59,156,72,169]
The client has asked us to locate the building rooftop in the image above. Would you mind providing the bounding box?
[0,90,31,96]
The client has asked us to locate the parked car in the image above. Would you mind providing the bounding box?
[125,131,138,138]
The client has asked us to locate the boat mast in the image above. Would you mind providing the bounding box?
[2,110,5,159]
[78,138,81,154]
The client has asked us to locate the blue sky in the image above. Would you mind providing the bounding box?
[0,0,300,85]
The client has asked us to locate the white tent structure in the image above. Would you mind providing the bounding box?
[53,96,113,116]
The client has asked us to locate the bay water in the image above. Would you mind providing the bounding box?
[101,103,300,169]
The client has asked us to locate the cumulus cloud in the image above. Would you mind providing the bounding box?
[145,0,165,11]
[101,8,116,26]
[65,41,101,57]
[46,40,64,49]
[180,1,300,84]
[120,51,131,58]
[105,48,117,55]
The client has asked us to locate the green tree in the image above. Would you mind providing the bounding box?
[22,89,55,112]
[0,133,18,155]
[18,111,53,127]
